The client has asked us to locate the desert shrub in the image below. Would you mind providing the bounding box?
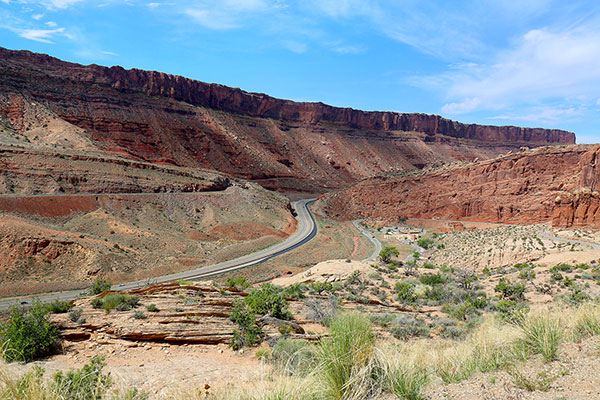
[282,283,307,299]
[494,279,525,301]
[419,273,445,286]
[565,284,590,305]
[519,269,536,280]
[390,315,430,340]
[516,312,563,362]
[395,280,418,304]
[44,300,73,314]
[53,356,112,400]
[145,304,159,312]
[316,313,376,400]
[89,280,112,295]
[69,309,83,323]
[416,238,434,249]
[229,284,291,349]
[229,300,263,350]
[270,338,316,375]
[92,294,139,313]
[308,281,337,295]
[0,301,61,362]
[550,263,573,273]
[305,296,339,326]
[494,299,529,322]
[133,311,147,320]
[245,284,291,320]
[225,276,251,290]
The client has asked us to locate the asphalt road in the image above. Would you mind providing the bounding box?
[352,220,382,262]
[0,198,317,311]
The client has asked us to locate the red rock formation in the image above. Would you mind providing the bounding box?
[320,145,600,228]
[0,47,575,192]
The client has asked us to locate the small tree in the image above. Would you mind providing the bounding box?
[0,301,61,362]
[379,246,399,264]
[89,280,112,295]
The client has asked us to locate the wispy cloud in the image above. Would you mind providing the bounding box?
[436,21,600,117]
[489,106,583,124]
[43,0,84,9]
[32,13,44,20]
[18,27,65,43]
[184,0,270,30]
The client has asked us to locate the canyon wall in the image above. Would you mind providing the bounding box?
[320,145,600,228]
[0,47,574,192]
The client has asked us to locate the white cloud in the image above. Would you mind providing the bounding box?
[184,0,270,30]
[435,21,600,116]
[332,44,365,54]
[18,27,65,43]
[489,106,582,124]
[101,50,118,56]
[32,13,44,20]
[45,21,57,27]
[441,98,482,115]
[44,0,84,9]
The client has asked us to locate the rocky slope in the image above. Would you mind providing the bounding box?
[320,145,600,228]
[0,47,574,193]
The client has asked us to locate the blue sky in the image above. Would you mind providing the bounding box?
[1,0,600,143]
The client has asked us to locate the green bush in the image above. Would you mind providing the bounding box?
[0,301,61,362]
[419,273,445,286]
[53,356,112,399]
[494,279,525,301]
[91,294,139,313]
[229,300,262,350]
[395,280,418,304]
[145,304,159,312]
[225,276,251,290]
[495,299,529,322]
[281,283,307,299]
[43,300,73,314]
[245,284,291,320]
[417,238,434,249]
[89,280,112,295]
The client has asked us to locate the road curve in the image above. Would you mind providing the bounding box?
[352,220,382,262]
[540,232,600,250]
[0,198,317,311]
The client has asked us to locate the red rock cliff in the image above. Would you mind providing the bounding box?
[321,145,600,228]
[0,47,575,192]
[0,47,574,144]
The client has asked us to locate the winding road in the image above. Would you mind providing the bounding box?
[0,198,317,311]
[352,220,382,262]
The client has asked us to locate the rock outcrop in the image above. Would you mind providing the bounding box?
[320,145,600,228]
[0,47,574,192]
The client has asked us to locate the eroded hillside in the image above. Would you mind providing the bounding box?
[0,47,574,193]
[320,144,600,228]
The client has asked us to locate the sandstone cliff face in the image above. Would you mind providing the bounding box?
[0,47,574,192]
[320,145,600,228]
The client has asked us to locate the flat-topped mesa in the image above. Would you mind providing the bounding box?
[0,47,574,145]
